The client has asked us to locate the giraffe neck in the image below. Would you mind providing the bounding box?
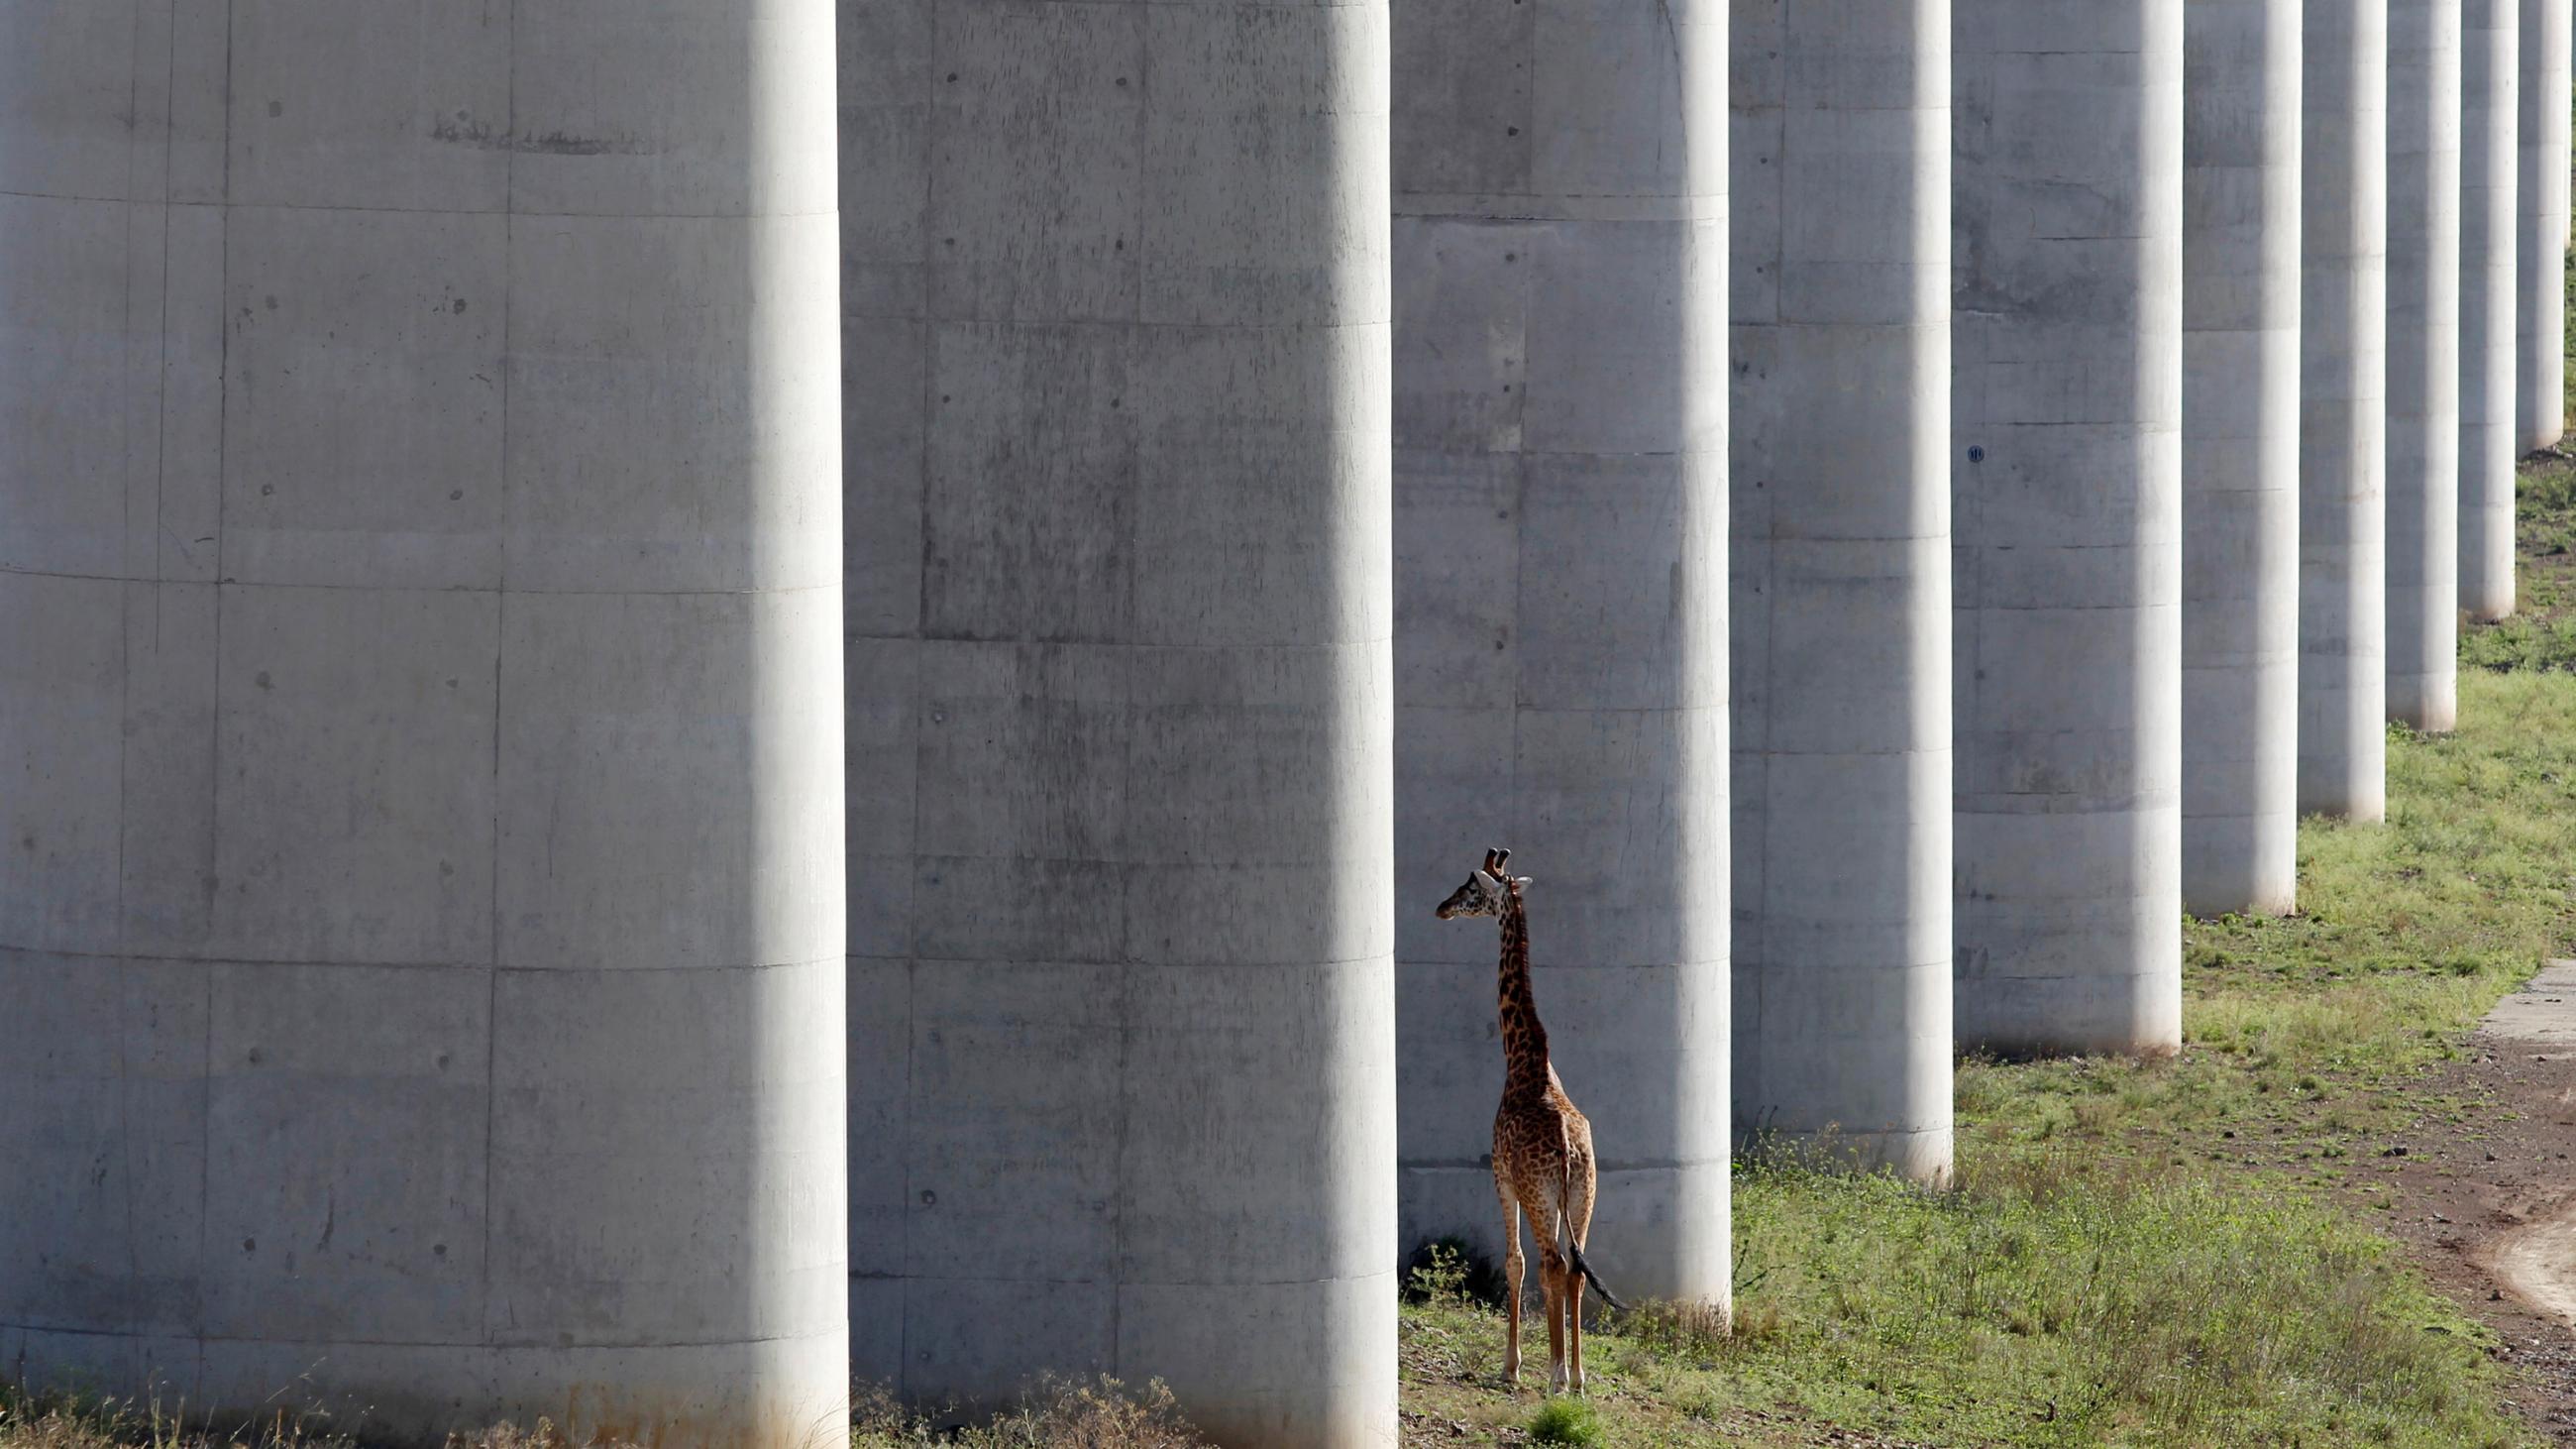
[1495,883,1552,1097]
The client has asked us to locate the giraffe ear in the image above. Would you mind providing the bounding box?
[1512,876,1532,891]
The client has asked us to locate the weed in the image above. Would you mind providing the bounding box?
[1403,1237,1505,1310]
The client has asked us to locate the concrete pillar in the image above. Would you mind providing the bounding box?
[0,6,848,1445]
[1729,1,1952,1180]
[1391,0,1731,1306]
[2301,0,2393,821]
[2462,0,2521,619]
[1954,1,2186,1056]
[838,0,1399,1435]
[2182,0,2303,918]
[2519,0,2571,452]
[2388,0,2464,728]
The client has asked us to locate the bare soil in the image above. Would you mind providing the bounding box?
[2383,963,2576,1441]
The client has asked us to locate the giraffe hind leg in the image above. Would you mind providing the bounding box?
[1563,1144,1597,1393]
[1539,1241,1568,1394]
[1519,1183,1568,1393]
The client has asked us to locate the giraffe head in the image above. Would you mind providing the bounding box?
[1435,847,1529,920]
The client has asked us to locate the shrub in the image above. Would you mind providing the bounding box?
[1525,1397,1602,1447]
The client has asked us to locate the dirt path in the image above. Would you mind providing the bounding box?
[2384,962,2576,1439]
[2481,965,2576,1334]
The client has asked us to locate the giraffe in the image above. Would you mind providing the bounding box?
[1436,846,1625,1393]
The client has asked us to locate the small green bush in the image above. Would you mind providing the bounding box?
[1525,1397,1602,1447]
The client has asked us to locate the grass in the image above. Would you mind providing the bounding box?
[1408,1158,2517,1447]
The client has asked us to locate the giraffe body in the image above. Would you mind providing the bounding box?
[1436,847,1617,1393]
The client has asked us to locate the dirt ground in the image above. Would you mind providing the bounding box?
[2382,963,2576,1441]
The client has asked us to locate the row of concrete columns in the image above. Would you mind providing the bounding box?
[2,2,2569,1446]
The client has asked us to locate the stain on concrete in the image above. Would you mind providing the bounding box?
[429,117,653,156]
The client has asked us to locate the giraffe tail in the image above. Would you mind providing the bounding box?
[1556,1211,1626,1313]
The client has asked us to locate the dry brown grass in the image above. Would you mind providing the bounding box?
[851,1378,1208,1448]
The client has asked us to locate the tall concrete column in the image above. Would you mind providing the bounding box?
[838,0,1399,1435]
[2520,0,2570,451]
[1391,0,1730,1306]
[2301,0,2393,821]
[1729,1,1952,1181]
[2389,0,2464,729]
[2182,0,2302,918]
[2463,0,2521,619]
[0,6,848,1445]
[1954,0,2185,1056]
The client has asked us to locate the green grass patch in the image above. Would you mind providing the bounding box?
[2469,454,2576,671]
[1724,1158,2510,1447]
[1411,1153,2515,1448]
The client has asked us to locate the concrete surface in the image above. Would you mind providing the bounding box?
[2477,960,2576,1043]
[2519,0,2570,452]
[2389,0,2465,728]
[2301,0,2393,822]
[1389,0,1732,1313]
[838,0,1402,1437]
[1952,0,2187,1055]
[2461,0,2521,620]
[2182,0,2303,918]
[0,5,850,1446]
[1728,0,1953,1182]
